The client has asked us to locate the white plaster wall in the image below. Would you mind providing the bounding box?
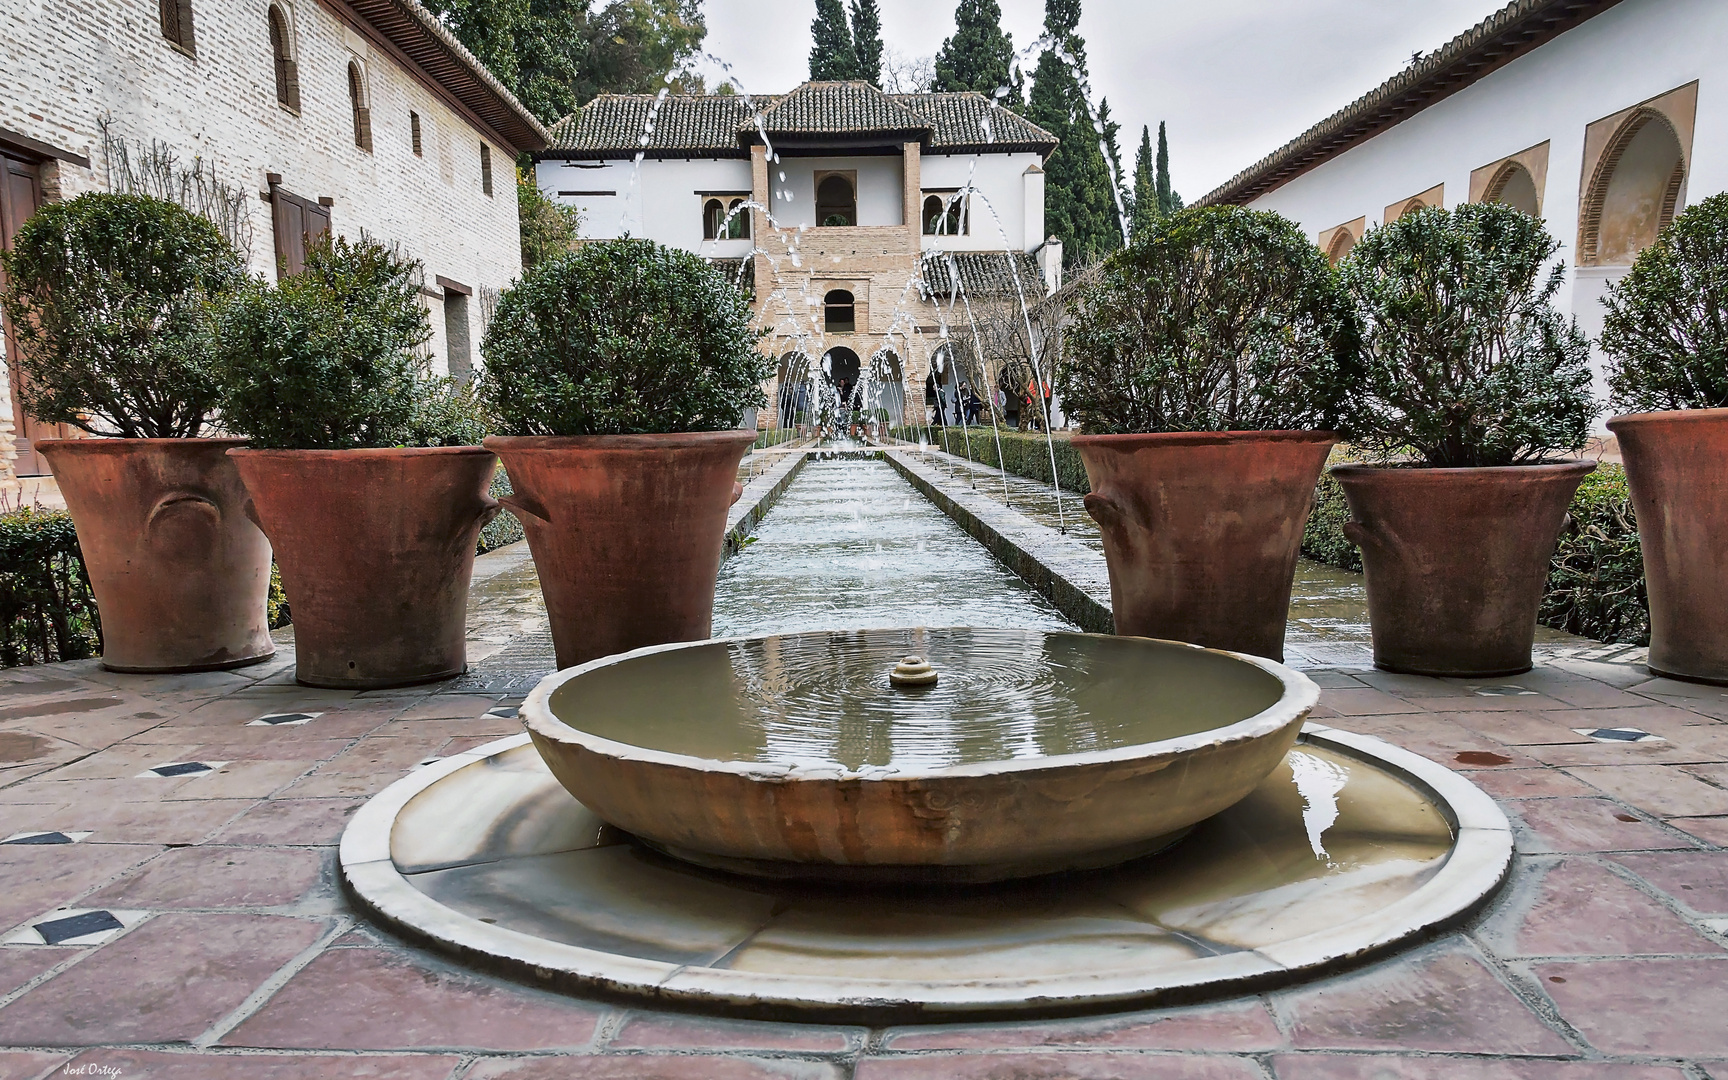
[919,151,1042,252]
[0,0,524,377]
[1244,0,1726,414]
[769,154,905,229]
[541,156,754,256]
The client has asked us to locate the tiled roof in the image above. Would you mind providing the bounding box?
[921,251,1045,300]
[1199,0,1624,207]
[541,83,1055,159]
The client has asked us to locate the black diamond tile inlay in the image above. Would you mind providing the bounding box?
[484,706,519,719]
[1589,728,1650,742]
[151,761,213,777]
[257,713,317,726]
[35,910,123,945]
[3,832,72,845]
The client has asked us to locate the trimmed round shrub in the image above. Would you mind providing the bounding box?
[0,193,245,438]
[480,239,769,436]
[1053,206,1350,434]
[1335,203,1595,468]
[1601,191,1728,413]
[214,234,455,450]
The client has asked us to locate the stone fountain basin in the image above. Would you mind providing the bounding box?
[522,628,1319,883]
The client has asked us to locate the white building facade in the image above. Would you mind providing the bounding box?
[0,0,546,475]
[1202,0,1722,410]
[535,82,1061,430]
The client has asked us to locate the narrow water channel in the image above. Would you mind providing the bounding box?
[712,458,1077,638]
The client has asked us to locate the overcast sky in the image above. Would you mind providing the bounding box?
[699,0,1511,201]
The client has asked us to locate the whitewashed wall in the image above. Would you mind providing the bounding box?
[919,151,1044,252]
[542,156,754,255]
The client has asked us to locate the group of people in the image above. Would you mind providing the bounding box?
[928,370,1052,431]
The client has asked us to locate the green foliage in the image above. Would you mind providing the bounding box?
[849,0,883,86]
[267,562,290,630]
[0,193,244,439]
[1301,461,1362,573]
[809,0,860,81]
[933,0,1019,105]
[1335,203,1595,467]
[480,239,770,436]
[889,426,1091,493]
[1098,98,1127,220]
[518,168,580,269]
[1601,191,1728,413]
[1025,15,1121,270]
[754,428,800,449]
[1155,120,1181,217]
[214,234,436,450]
[478,468,526,553]
[1539,463,1649,645]
[1129,125,1156,242]
[1056,207,1349,434]
[400,376,492,448]
[423,0,706,124]
[0,507,100,667]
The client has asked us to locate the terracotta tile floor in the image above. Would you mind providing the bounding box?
[1,552,1726,1077]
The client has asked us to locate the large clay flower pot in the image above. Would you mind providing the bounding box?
[229,447,499,689]
[37,438,273,672]
[1608,408,1728,684]
[1333,461,1594,677]
[1072,430,1337,660]
[484,431,755,669]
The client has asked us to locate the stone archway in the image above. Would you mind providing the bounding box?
[863,349,906,427]
[1484,161,1541,217]
[823,347,862,415]
[1579,109,1687,266]
[777,351,811,428]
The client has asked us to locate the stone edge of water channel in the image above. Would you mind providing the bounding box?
[723,447,814,562]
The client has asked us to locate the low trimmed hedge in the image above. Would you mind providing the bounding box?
[889,426,1091,494]
[0,507,101,665]
[753,428,799,450]
[478,466,524,554]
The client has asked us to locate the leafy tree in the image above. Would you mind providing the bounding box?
[849,0,884,86]
[1056,207,1349,434]
[1129,125,1157,242]
[1600,191,1728,412]
[0,193,245,438]
[1335,203,1595,468]
[1155,120,1182,216]
[423,0,706,125]
[809,0,860,81]
[933,0,1019,105]
[517,169,581,269]
[1024,0,1121,269]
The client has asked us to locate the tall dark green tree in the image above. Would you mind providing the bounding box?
[1155,120,1183,216]
[1024,0,1121,268]
[810,0,860,80]
[932,0,1019,106]
[1099,97,1126,222]
[1130,125,1157,241]
[424,0,706,124]
[849,0,884,86]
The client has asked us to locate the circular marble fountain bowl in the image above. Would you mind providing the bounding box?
[520,628,1319,884]
[340,724,1512,1020]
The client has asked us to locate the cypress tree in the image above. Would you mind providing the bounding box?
[1099,97,1126,218]
[1024,0,1121,267]
[1155,120,1183,216]
[933,0,1019,106]
[849,0,884,87]
[1130,125,1157,242]
[809,0,860,81]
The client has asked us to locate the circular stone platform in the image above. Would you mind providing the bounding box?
[340,725,1512,1020]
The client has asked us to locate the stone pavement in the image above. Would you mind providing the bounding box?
[1,549,1727,1077]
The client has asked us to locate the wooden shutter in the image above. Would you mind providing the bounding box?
[160,0,196,52]
[357,107,373,153]
[283,60,301,112]
[270,186,330,279]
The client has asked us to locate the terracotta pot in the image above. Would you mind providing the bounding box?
[37,438,273,673]
[484,431,755,669]
[229,447,499,689]
[1333,461,1595,677]
[1607,408,1728,684]
[1072,430,1337,660]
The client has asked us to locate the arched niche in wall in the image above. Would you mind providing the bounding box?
[815,172,857,227]
[1578,84,1696,267]
[1318,217,1365,265]
[869,349,906,426]
[823,289,856,333]
[1385,184,1443,224]
[1470,141,1549,218]
[776,351,811,427]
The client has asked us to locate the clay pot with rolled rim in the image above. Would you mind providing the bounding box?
[1607,408,1728,684]
[36,438,273,672]
[1332,461,1595,677]
[484,431,756,670]
[228,447,499,689]
[1072,430,1337,661]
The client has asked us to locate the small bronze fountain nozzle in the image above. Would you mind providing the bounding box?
[890,655,938,687]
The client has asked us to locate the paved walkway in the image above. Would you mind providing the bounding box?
[1,493,1726,1077]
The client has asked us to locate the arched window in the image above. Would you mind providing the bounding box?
[702,198,725,240]
[922,192,965,236]
[268,6,299,111]
[1579,109,1686,267]
[410,112,423,156]
[816,174,856,227]
[481,143,493,195]
[347,61,373,152]
[159,0,196,54]
[1484,161,1540,217]
[1326,229,1355,264]
[824,289,855,333]
[727,198,750,239]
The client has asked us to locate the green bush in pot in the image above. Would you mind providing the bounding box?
[1331,202,1597,676]
[478,239,771,668]
[1598,191,1728,683]
[1051,206,1351,659]
[213,234,499,688]
[0,192,272,672]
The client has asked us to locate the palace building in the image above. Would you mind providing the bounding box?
[535,81,1062,429]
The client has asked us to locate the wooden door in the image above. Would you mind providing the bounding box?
[0,152,73,477]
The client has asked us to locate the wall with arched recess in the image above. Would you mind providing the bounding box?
[1384,184,1444,224]
[1469,140,1550,218]
[1317,217,1365,264]
[1577,83,1697,267]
